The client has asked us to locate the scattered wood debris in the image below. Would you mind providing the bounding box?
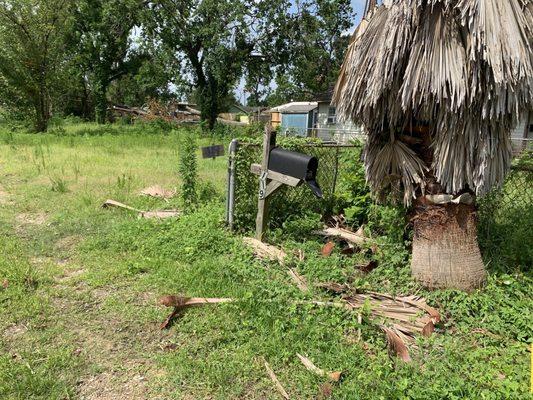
[243,237,308,292]
[296,354,342,382]
[141,210,180,219]
[313,226,367,245]
[321,242,336,257]
[102,199,142,213]
[263,360,290,400]
[243,237,286,264]
[139,185,176,200]
[316,282,351,294]
[102,199,180,219]
[159,295,233,329]
[342,291,440,361]
[286,268,309,292]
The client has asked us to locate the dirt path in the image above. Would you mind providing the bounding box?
[5,209,174,399]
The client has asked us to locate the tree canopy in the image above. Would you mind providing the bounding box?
[0,0,356,130]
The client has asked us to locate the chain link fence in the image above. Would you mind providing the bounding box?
[226,138,532,266]
[478,152,532,267]
[226,141,360,231]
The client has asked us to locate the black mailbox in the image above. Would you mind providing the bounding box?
[268,147,323,198]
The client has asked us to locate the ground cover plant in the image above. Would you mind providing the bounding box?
[0,121,531,399]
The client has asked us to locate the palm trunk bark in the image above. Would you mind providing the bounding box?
[411,202,487,290]
[408,124,487,290]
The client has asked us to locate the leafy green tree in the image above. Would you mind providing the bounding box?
[70,0,146,123]
[266,0,354,104]
[146,0,289,129]
[107,45,178,107]
[0,0,72,131]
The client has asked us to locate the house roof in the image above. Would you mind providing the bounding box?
[269,102,318,114]
[229,104,269,114]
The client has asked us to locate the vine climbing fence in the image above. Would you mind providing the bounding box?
[226,140,361,232]
[225,138,532,267]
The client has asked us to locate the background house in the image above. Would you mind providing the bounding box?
[269,102,318,136]
[315,87,365,142]
[269,92,365,143]
[221,105,270,124]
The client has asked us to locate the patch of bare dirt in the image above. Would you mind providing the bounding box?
[16,212,48,226]
[55,235,83,252]
[3,324,28,339]
[0,187,9,205]
[50,280,171,400]
[55,268,87,283]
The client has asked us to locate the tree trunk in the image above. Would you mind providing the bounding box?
[94,80,108,124]
[411,202,487,291]
[34,92,49,133]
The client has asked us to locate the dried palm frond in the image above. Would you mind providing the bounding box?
[364,135,427,204]
[342,291,441,361]
[334,0,533,204]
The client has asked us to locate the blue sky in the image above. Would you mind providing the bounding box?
[351,0,366,26]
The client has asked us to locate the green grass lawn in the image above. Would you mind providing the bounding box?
[0,123,531,399]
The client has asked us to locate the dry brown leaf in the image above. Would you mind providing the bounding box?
[321,242,336,257]
[1,279,8,289]
[421,321,435,337]
[358,260,378,273]
[316,282,349,294]
[318,383,333,399]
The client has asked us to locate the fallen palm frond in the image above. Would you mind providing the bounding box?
[243,237,309,292]
[342,291,440,360]
[263,360,290,400]
[102,199,180,219]
[296,354,342,382]
[159,296,233,329]
[313,226,368,245]
[333,0,533,204]
[243,237,287,264]
[158,290,440,360]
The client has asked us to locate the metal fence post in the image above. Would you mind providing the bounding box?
[226,139,239,231]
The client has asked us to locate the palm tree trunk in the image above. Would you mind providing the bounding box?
[411,202,487,290]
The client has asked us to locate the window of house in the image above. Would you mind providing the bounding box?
[327,106,337,125]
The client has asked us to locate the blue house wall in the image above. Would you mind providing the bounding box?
[280,112,313,136]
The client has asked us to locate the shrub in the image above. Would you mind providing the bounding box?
[178,131,198,211]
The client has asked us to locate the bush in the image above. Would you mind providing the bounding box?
[178,131,198,212]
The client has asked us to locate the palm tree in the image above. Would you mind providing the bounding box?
[333,0,533,290]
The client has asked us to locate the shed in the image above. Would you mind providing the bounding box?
[269,102,318,136]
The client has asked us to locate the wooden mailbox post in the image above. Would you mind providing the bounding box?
[251,126,303,240]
